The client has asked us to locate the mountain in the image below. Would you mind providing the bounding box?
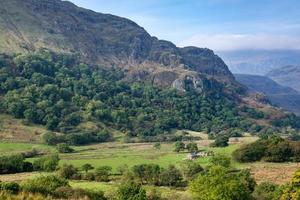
[0,0,299,139]
[218,50,300,75]
[267,65,300,93]
[0,0,238,93]
[235,74,300,115]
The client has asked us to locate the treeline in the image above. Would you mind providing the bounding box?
[42,129,112,146]
[233,136,300,162]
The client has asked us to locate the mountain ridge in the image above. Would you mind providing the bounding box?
[267,65,300,93]
[0,0,238,93]
[235,74,300,115]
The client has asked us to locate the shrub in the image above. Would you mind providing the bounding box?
[210,154,231,168]
[180,161,203,181]
[252,182,278,200]
[58,164,80,179]
[22,175,69,195]
[189,166,254,200]
[233,139,269,162]
[33,154,59,172]
[82,172,96,181]
[174,141,185,152]
[116,181,147,200]
[56,143,74,153]
[159,165,183,187]
[0,182,20,194]
[153,143,161,150]
[116,164,129,175]
[95,166,112,182]
[210,136,229,147]
[233,138,300,163]
[42,132,65,145]
[0,154,31,174]
[54,186,106,200]
[186,142,198,153]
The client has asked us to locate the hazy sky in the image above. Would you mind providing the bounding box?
[69,0,300,51]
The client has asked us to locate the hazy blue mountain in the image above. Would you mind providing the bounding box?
[267,65,300,93]
[235,74,300,115]
[219,50,300,75]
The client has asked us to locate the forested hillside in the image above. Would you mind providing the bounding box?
[0,51,299,144]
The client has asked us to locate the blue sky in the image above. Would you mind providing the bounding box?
[69,0,300,51]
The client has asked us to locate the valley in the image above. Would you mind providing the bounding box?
[0,0,300,199]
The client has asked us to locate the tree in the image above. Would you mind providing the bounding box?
[132,164,160,185]
[180,161,203,181]
[189,166,254,200]
[160,165,183,187]
[81,163,94,173]
[210,136,229,147]
[58,164,80,179]
[174,141,185,153]
[186,142,198,153]
[116,181,147,200]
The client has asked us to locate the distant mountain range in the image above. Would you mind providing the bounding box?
[267,65,300,93]
[235,74,300,115]
[219,50,300,75]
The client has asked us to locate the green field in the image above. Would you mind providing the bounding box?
[0,139,241,171]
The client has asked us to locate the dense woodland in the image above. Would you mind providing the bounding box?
[0,51,299,144]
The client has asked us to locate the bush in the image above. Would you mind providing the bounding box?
[233,139,269,162]
[153,143,161,150]
[42,132,65,145]
[33,154,59,172]
[252,182,278,200]
[116,181,147,200]
[186,142,198,153]
[22,175,69,195]
[54,186,106,200]
[58,164,80,179]
[0,154,33,174]
[233,137,300,163]
[210,136,229,147]
[116,164,129,175]
[0,182,20,194]
[159,165,183,187]
[189,166,254,200]
[56,143,74,153]
[210,154,231,168]
[180,161,203,181]
[174,141,185,152]
[82,172,96,181]
[95,166,112,182]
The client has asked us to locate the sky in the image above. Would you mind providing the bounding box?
[68,0,300,51]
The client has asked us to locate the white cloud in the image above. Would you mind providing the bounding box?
[178,33,300,51]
